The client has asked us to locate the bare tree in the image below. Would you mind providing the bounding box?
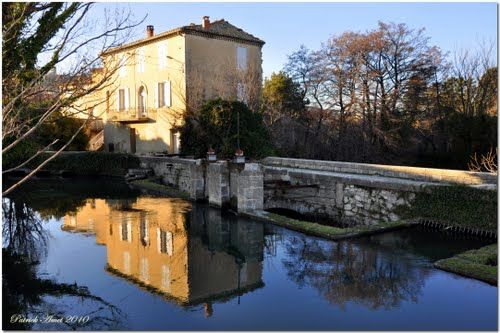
[2,3,143,195]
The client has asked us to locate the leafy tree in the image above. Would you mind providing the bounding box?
[180,98,274,159]
[262,72,306,126]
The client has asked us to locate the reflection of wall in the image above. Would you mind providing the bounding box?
[187,208,264,302]
[62,199,110,245]
[62,197,264,305]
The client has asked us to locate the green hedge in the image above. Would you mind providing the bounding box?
[25,152,140,177]
[397,185,497,231]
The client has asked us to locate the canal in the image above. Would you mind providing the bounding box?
[2,179,497,330]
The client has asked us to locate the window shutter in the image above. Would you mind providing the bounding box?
[125,88,130,109]
[165,81,171,107]
[166,231,173,256]
[156,228,161,253]
[127,222,132,242]
[237,47,247,70]
[116,90,120,111]
[155,83,159,108]
[158,45,163,70]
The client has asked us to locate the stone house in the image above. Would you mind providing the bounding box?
[85,16,265,154]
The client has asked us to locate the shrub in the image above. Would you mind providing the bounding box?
[179,98,274,159]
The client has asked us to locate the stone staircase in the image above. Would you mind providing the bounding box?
[88,130,104,151]
[125,168,153,181]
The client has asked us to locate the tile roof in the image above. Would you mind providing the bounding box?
[102,19,264,55]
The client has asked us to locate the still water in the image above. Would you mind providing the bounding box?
[2,179,497,330]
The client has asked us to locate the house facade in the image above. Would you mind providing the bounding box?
[95,16,264,155]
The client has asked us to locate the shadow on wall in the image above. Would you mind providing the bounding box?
[105,136,171,155]
[104,122,175,154]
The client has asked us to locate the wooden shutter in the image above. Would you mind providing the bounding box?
[155,82,159,108]
[156,228,161,253]
[125,88,129,109]
[165,81,171,107]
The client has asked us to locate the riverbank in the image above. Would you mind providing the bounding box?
[434,244,498,285]
[245,210,415,241]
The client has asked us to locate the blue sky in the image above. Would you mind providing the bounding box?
[93,2,497,78]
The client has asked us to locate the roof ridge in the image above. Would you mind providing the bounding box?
[102,19,264,55]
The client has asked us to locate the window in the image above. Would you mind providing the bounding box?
[140,216,148,244]
[158,42,167,70]
[157,229,173,256]
[140,258,149,284]
[157,81,171,107]
[170,130,180,154]
[137,48,145,73]
[161,265,171,292]
[117,88,129,111]
[119,55,126,77]
[118,89,125,111]
[121,221,131,242]
[237,46,247,70]
[123,251,130,274]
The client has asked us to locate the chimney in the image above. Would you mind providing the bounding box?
[146,25,154,38]
[202,16,210,29]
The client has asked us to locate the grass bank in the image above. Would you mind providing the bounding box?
[129,178,190,200]
[434,244,497,285]
[23,151,141,177]
[246,211,413,241]
[397,185,497,232]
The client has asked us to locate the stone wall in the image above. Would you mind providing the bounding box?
[139,156,205,200]
[262,157,496,225]
[139,156,495,225]
[263,157,497,185]
[140,157,263,213]
[207,161,230,207]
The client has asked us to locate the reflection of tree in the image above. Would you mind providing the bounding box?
[2,198,48,261]
[2,197,127,330]
[281,235,428,310]
[3,249,126,330]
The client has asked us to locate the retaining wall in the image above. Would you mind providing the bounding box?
[262,157,496,225]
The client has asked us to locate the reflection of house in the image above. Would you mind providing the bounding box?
[61,197,264,306]
[77,16,264,155]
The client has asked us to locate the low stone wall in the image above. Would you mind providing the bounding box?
[139,156,495,226]
[263,157,497,185]
[139,156,205,200]
[140,157,263,213]
[262,157,495,225]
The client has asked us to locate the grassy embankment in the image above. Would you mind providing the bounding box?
[247,211,412,241]
[434,244,497,285]
[397,185,497,284]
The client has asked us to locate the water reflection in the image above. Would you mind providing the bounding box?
[3,179,496,330]
[2,198,49,261]
[281,234,428,310]
[2,197,126,330]
[61,197,265,309]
